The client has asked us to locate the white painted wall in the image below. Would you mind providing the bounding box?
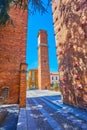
[50,74,59,84]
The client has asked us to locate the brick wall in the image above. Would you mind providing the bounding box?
[20,63,27,107]
[0,5,28,106]
[38,30,50,90]
[52,0,87,109]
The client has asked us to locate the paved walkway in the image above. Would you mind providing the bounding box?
[17,90,87,130]
[0,105,19,130]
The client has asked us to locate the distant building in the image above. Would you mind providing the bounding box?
[27,69,38,89]
[50,72,59,86]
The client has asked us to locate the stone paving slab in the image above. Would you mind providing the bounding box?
[17,90,87,130]
[0,105,19,130]
[27,90,60,98]
[44,96,87,122]
[28,98,54,130]
[17,108,27,130]
[26,99,38,130]
[40,97,87,130]
[32,98,63,130]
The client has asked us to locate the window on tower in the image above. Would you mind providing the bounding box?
[32,77,34,80]
[56,77,58,80]
[32,71,34,75]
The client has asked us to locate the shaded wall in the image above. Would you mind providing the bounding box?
[52,0,87,109]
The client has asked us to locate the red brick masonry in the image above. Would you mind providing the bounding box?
[52,0,87,109]
[0,6,28,107]
[38,30,50,90]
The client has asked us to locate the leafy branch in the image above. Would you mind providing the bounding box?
[0,0,52,25]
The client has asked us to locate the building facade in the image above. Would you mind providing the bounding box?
[50,72,59,86]
[38,30,50,90]
[0,5,28,107]
[27,69,38,89]
[52,0,87,109]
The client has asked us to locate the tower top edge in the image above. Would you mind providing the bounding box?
[37,29,47,37]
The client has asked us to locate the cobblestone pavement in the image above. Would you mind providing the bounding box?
[17,90,87,130]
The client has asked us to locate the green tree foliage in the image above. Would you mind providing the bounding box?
[0,0,51,25]
[53,82,59,89]
[0,0,11,25]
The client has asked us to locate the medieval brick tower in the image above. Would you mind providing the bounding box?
[38,30,50,90]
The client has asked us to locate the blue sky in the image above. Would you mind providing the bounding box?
[26,3,58,72]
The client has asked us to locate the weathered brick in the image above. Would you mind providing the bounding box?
[38,30,50,90]
[52,0,87,109]
[0,5,28,107]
